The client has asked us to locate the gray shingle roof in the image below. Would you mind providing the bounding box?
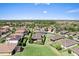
[50,34,63,41]
[60,39,78,47]
[71,47,79,56]
[32,33,44,40]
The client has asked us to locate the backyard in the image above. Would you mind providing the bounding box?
[15,33,74,56]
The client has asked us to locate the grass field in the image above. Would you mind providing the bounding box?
[15,44,61,56]
[15,33,74,56]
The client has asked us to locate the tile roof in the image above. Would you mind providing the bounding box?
[6,34,21,41]
[50,34,63,41]
[71,47,79,56]
[32,33,44,40]
[60,30,69,34]
[59,39,78,47]
[0,43,17,53]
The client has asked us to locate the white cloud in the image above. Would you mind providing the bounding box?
[34,3,39,5]
[43,11,47,14]
[45,3,50,5]
[67,9,79,13]
[34,3,50,6]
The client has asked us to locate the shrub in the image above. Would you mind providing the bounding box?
[0,39,5,43]
[68,36,73,39]
[51,43,62,50]
[68,49,71,54]
[12,27,16,33]
[41,35,46,45]
[28,33,33,43]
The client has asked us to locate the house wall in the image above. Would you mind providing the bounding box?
[6,40,18,44]
[61,44,78,49]
[73,38,79,41]
[0,52,12,56]
[71,52,78,56]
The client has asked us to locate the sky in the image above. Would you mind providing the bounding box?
[0,3,79,20]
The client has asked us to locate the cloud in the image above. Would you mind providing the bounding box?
[67,9,79,13]
[43,11,47,14]
[34,3,50,6]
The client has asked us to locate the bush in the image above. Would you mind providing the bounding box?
[41,35,46,45]
[68,36,73,39]
[18,39,23,46]
[28,33,33,43]
[22,37,28,46]
[12,27,16,33]
[68,49,71,54]
[51,43,62,50]
[0,39,5,43]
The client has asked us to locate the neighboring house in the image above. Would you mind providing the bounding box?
[0,26,10,34]
[12,33,24,39]
[67,32,77,36]
[6,34,22,44]
[40,28,47,34]
[71,47,79,56]
[50,34,63,42]
[0,43,17,56]
[32,33,44,41]
[60,30,68,34]
[48,27,54,33]
[15,27,27,35]
[6,27,27,44]
[59,39,78,49]
[34,27,47,34]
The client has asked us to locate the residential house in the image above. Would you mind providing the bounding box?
[6,27,26,44]
[67,32,77,36]
[71,47,79,56]
[59,39,78,49]
[0,43,17,56]
[32,33,45,41]
[60,30,69,36]
[0,26,10,34]
[48,27,54,33]
[6,34,21,44]
[50,34,63,42]
[15,27,27,35]
[34,27,47,34]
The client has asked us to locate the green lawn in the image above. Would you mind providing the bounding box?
[15,33,75,56]
[15,44,61,56]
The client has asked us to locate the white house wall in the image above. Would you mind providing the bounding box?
[6,40,18,44]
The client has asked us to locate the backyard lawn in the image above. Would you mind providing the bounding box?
[15,44,61,56]
[15,33,75,56]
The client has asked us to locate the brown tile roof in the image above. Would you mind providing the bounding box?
[0,29,9,33]
[0,26,10,33]
[0,43,17,53]
[12,33,24,37]
[15,30,25,33]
